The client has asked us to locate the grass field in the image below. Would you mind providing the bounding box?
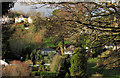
[87,58,120,78]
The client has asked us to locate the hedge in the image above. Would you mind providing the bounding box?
[32,71,58,76]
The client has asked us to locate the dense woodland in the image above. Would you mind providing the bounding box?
[1,1,120,77]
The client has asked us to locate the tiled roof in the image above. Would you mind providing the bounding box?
[42,48,56,51]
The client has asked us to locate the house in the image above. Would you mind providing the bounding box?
[2,15,10,24]
[41,48,56,55]
[15,17,19,23]
[28,17,33,23]
[64,44,76,55]
[105,44,120,50]
[0,59,8,66]
[15,15,28,23]
[2,15,32,24]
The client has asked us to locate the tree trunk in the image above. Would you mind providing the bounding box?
[60,38,64,55]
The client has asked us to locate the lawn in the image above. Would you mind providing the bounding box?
[87,58,120,78]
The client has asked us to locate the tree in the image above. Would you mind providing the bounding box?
[23,1,120,55]
[97,49,120,69]
[69,47,87,77]
[50,54,62,72]
[30,49,43,65]
[48,2,120,56]
[1,2,15,58]
[1,2,14,15]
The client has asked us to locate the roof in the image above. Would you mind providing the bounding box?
[64,47,75,51]
[64,44,76,51]
[42,48,56,51]
[23,15,28,18]
[49,47,57,50]
[19,15,28,18]
[64,44,75,48]
[106,44,114,46]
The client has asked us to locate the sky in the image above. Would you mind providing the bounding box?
[10,2,56,17]
[10,0,116,17]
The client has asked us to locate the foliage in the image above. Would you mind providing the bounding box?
[69,47,87,77]
[3,24,44,59]
[31,71,58,76]
[2,25,15,59]
[52,9,60,15]
[32,66,39,71]
[91,73,103,78]
[30,49,43,65]
[58,55,71,77]
[50,54,63,72]
[87,58,120,78]
[2,2,14,15]
[74,33,112,57]
[38,65,45,71]
[48,2,120,57]
[32,12,47,31]
[97,49,120,69]
[88,57,98,64]
[47,52,56,63]
[43,38,56,48]
[24,60,33,65]
[2,60,31,76]
[13,12,19,18]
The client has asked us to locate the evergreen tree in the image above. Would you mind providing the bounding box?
[69,47,87,77]
[30,49,42,65]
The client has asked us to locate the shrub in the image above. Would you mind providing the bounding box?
[30,49,43,65]
[38,65,45,71]
[31,71,58,76]
[45,65,50,71]
[32,66,39,71]
[50,54,63,72]
[69,47,87,77]
[91,73,103,78]
[2,60,31,76]
[48,52,56,63]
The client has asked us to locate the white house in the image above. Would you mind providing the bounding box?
[64,45,76,55]
[0,60,8,66]
[41,48,56,56]
[2,16,10,24]
[105,44,120,50]
[15,15,32,23]
[15,17,19,23]
[28,17,33,23]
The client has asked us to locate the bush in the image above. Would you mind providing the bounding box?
[32,66,39,71]
[50,54,63,72]
[69,47,87,77]
[38,65,45,71]
[91,73,103,78]
[31,71,58,76]
[48,52,56,63]
[24,60,33,65]
[30,49,43,65]
[2,60,31,76]
[88,57,98,63]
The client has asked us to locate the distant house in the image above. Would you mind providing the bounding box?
[105,44,120,50]
[2,15,10,24]
[15,17,19,23]
[15,15,28,23]
[0,60,8,66]
[2,15,32,24]
[41,48,56,55]
[15,15,33,23]
[64,44,76,55]
[28,17,33,23]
